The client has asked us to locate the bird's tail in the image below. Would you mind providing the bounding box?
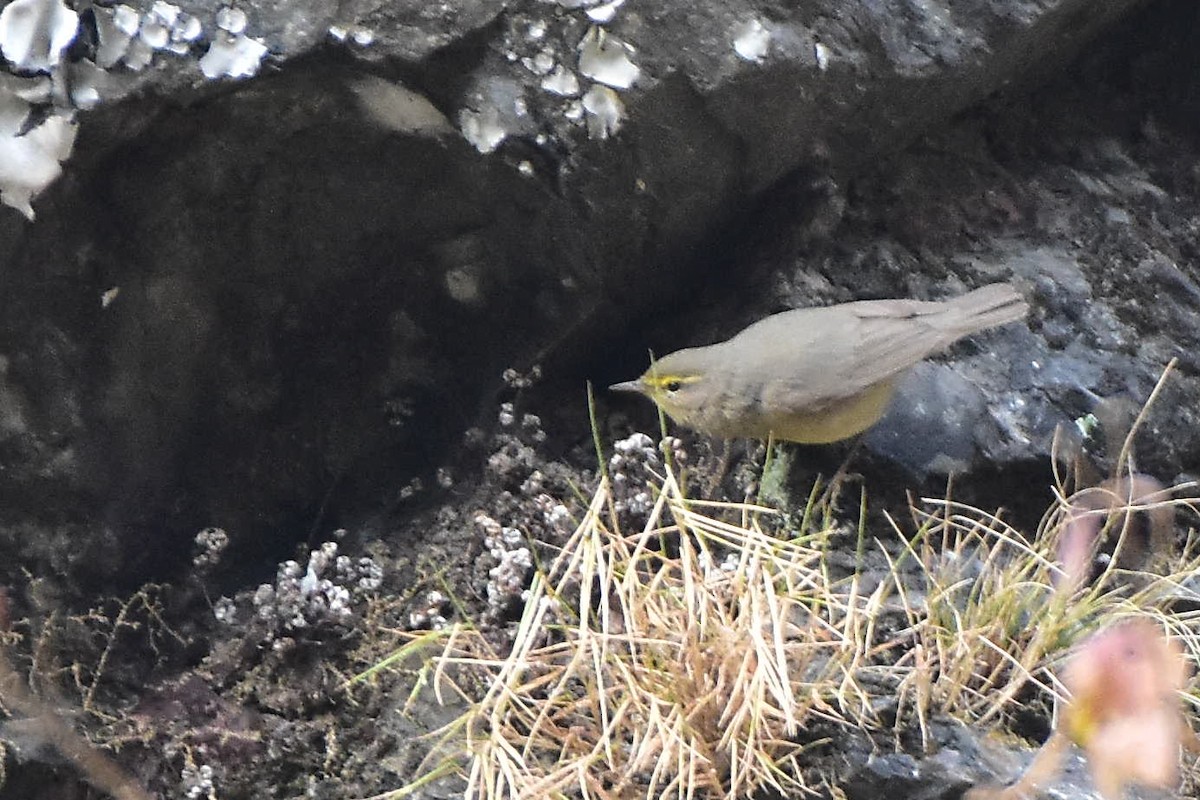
[943,282,1029,334]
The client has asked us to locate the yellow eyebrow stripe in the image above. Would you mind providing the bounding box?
[646,374,700,389]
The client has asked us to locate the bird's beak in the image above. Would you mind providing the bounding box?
[608,379,645,395]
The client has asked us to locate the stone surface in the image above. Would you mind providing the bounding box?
[1,3,1200,793]
[0,0,1165,582]
[0,1,1195,796]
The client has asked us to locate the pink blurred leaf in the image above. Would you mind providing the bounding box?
[1057,474,1172,590]
[1062,619,1188,799]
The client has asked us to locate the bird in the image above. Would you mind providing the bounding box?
[609,283,1028,444]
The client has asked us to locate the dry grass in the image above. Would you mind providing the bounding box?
[364,436,1200,800]
[883,480,1200,746]
[368,461,876,800]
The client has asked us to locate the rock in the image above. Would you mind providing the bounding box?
[0,0,1188,587]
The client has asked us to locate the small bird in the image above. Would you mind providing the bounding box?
[609,283,1028,444]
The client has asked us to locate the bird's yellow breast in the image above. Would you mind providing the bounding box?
[662,378,898,444]
[746,379,898,444]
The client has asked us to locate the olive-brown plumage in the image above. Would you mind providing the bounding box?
[610,283,1028,443]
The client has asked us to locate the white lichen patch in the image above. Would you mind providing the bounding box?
[68,59,113,107]
[814,41,830,71]
[153,3,180,27]
[250,541,383,641]
[541,65,579,96]
[200,30,268,79]
[0,85,76,219]
[444,265,482,305]
[215,6,246,34]
[733,18,771,63]
[138,2,177,50]
[459,106,507,153]
[585,0,625,24]
[0,72,50,102]
[197,5,268,78]
[113,4,139,35]
[94,2,200,70]
[522,48,555,75]
[123,36,155,70]
[348,75,453,138]
[328,24,373,47]
[458,76,534,154]
[577,27,639,90]
[173,14,201,43]
[92,4,136,68]
[0,0,78,72]
[582,83,623,139]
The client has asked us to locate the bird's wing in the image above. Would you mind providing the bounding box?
[731,286,1025,411]
[833,287,1024,397]
[834,302,958,395]
[737,301,967,409]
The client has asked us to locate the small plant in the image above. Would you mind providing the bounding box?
[879,478,1200,739]
[905,364,1200,798]
[370,450,875,800]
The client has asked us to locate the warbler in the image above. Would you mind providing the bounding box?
[609,283,1027,444]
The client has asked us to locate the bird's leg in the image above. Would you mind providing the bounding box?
[702,437,735,498]
[819,435,864,509]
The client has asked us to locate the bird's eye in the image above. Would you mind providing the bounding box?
[665,380,682,393]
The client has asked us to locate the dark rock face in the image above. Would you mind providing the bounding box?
[0,0,1188,583]
[1,1,1200,798]
[3,75,558,578]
